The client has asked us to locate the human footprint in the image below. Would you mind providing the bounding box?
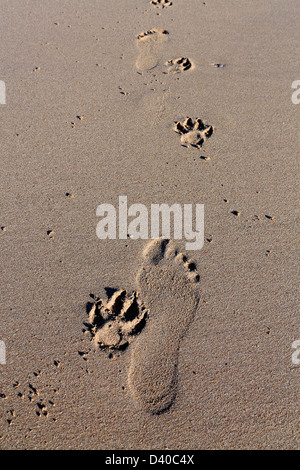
[128,239,200,414]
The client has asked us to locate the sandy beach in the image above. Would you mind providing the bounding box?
[0,0,299,449]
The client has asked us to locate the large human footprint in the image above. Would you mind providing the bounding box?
[136,29,169,71]
[128,239,200,414]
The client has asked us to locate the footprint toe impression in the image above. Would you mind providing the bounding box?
[128,239,200,414]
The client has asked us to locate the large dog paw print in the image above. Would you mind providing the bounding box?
[166,57,193,73]
[151,0,172,8]
[174,117,214,149]
[87,290,147,350]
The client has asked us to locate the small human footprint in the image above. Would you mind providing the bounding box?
[136,29,169,71]
[151,0,173,8]
[128,239,200,414]
[87,290,147,350]
[174,117,214,149]
[165,57,193,73]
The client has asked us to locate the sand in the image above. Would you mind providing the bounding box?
[0,0,299,450]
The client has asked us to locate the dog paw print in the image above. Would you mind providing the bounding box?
[174,117,214,149]
[6,409,16,425]
[87,290,147,350]
[36,400,48,418]
[166,57,193,73]
[151,0,172,8]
